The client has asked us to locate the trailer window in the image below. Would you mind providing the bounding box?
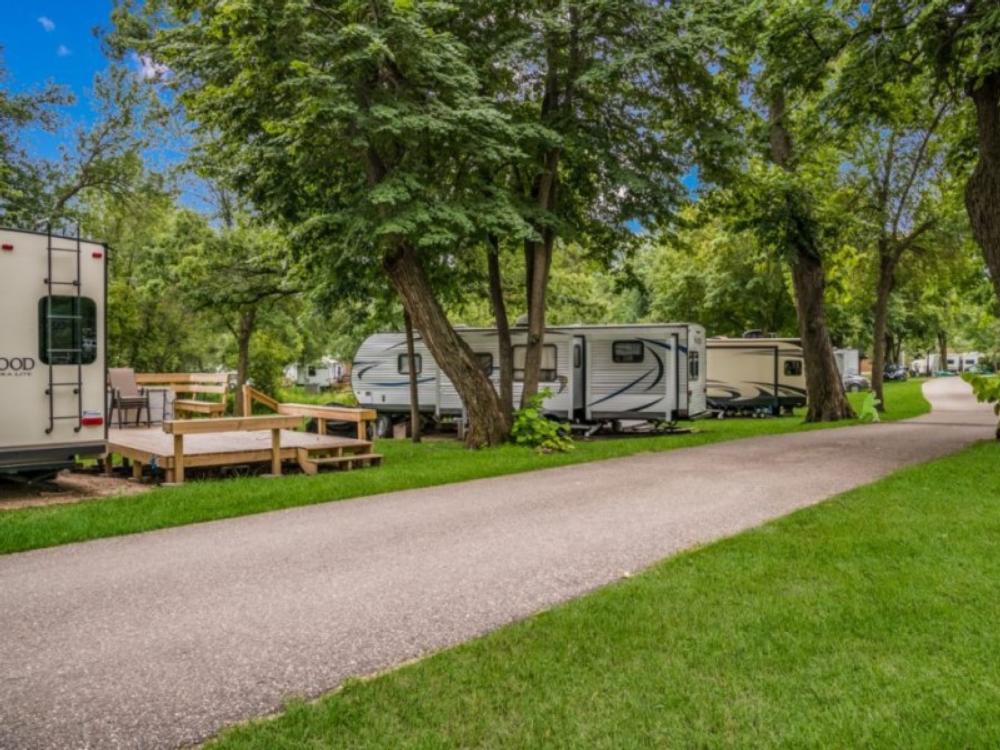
[475,352,493,375]
[612,340,644,364]
[784,359,803,376]
[688,351,700,379]
[38,296,98,365]
[398,353,422,375]
[513,345,557,382]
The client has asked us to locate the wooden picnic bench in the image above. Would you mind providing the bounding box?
[136,372,230,418]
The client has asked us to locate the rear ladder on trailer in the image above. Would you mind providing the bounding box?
[42,225,84,434]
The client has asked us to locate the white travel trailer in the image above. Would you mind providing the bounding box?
[0,227,107,477]
[285,357,346,389]
[352,323,707,434]
[706,337,807,415]
[834,348,860,376]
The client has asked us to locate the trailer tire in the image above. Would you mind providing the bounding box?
[374,414,394,439]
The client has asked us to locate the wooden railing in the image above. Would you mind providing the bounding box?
[162,415,302,483]
[241,384,376,440]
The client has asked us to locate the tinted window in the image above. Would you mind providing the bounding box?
[784,359,803,377]
[688,351,700,379]
[613,340,644,364]
[398,353,422,375]
[38,296,97,365]
[513,345,557,382]
[573,345,582,369]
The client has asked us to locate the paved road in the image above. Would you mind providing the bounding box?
[0,378,993,749]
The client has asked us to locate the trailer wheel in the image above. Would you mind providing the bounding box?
[374,414,394,438]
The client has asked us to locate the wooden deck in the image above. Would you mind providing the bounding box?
[108,428,381,482]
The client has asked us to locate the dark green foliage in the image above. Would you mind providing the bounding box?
[511,389,574,453]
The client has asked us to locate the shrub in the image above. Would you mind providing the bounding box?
[511,389,574,453]
[963,372,1000,439]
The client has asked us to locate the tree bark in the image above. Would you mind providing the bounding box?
[768,89,854,421]
[521,232,554,407]
[487,236,514,428]
[403,308,421,443]
[966,72,1000,306]
[871,246,897,411]
[384,243,507,448]
[235,309,255,416]
[937,330,948,374]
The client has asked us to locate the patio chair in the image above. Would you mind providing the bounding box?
[108,368,152,428]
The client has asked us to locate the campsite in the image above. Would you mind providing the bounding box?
[3,1,1000,748]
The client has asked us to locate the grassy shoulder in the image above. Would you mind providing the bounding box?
[0,380,928,556]
[209,438,1000,749]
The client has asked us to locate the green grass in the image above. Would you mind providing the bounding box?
[208,439,1000,749]
[275,386,357,406]
[0,381,928,556]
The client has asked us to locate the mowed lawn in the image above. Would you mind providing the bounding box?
[209,439,1000,749]
[0,381,927,555]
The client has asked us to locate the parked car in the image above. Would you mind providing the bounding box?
[843,373,870,392]
[884,364,909,381]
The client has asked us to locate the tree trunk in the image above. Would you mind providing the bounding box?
[790,254,855,421]
[768,88,854,422]
[521,144,560,407]
[403,308,421,443]
[871,246,897,411]
[521,232,554,407]
[966,72,1000,306]
[384,243,507,448]
[487,236,514,428]
[235,309,255,416]
[938,330,948,374]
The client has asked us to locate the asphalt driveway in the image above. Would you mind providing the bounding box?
[0,377,993,749]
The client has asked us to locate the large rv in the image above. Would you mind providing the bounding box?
[706,337,806,415]
[0,227,108,478]
[352,323,707,434]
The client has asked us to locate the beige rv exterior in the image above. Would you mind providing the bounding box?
[707,337,806,414]
[0,227,107,475]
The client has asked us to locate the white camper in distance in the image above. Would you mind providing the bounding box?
[352,323,707,435]
[0,227,107,478]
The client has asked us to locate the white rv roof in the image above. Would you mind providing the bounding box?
[0,225,107,246]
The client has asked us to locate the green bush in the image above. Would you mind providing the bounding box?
[511,389,574,453]
[962,373,1000,438]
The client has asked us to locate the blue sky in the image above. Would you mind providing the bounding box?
[1,1,116,158]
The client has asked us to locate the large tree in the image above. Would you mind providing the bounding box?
[852,1,1000,316]
[747,2,856,421]
[141,0,533,446]
[454,0,743,406]
[838,81,956,408]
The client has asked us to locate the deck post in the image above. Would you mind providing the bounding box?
[271,428,282,476]
[356,420,366,440]
[173,434,185,484]
[317,417,326,436]
[132,461,143,480]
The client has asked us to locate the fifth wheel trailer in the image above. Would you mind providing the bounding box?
[352,323,707,434]
[0,227,107,478]
[706,337,806,415]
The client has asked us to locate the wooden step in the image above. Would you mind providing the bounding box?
[311,453,382,468]
[295,447,382,475]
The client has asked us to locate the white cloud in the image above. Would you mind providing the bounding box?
[131,52,169,80]
[56,44,71,57]
[37,16,55,32]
